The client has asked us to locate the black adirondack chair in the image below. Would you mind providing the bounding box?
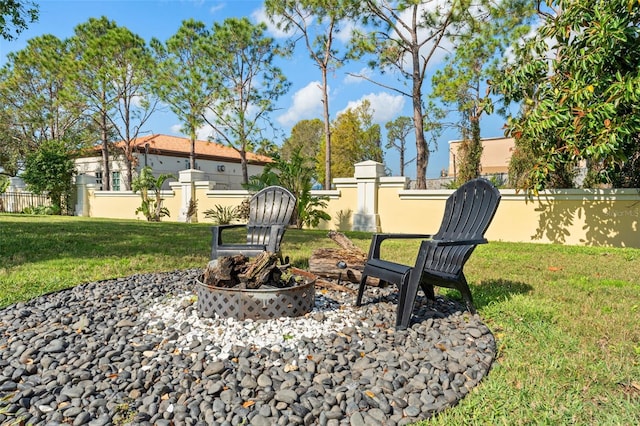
[356,178,501,330]
[210,186,296,261]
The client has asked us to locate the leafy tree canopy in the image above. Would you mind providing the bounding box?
[0,34,95,175]
[0,0,38,41]
[265,0,355,190]
[432,0,536,184]
[385,116,414,177]
[71,16,158,190]
[22,140,76,213]
[205,17,290,185]
[281,118,324,163]
[348,0,481,188]
[496,0,640,191]
[318,99,383,181]
[151,19,212,168]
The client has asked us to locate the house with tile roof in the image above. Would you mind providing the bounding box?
[74,134,272,190]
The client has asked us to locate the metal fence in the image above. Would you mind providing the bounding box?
[0,191,52,213]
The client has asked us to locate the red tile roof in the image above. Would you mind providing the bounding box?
[88,134,272,164]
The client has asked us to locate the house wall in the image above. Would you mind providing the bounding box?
[74,162,640,248]
[448,137,515,176]
[75,152,266,190]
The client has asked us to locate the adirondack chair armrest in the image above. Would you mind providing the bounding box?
[425,238,488,247]
[211,223,247,246]
[367,233,435,260]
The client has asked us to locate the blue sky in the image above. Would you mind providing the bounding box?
[0,0,510,179]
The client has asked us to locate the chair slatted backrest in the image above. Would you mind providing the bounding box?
[427,179,501,277]
[246,186,296,246]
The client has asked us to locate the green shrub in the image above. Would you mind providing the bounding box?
[203,204,242,225]
[21,205,60,215]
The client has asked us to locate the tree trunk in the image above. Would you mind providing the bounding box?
[242,251,280,289]
[412,38,427,189]
[322,66,332,190]
[308,248,366,282]
[327,230,365,255]
[100,90,111,191]
[240,149,249,185]
[101,126,110,191]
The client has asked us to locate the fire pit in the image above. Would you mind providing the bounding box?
[195,275,315,320]
[194,254,316,320]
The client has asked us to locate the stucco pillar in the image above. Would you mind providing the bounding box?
[352,160,384,232]
[178,169,205,223]
[74,174,93,216]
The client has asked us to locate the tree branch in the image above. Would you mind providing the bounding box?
[345,71,411,98]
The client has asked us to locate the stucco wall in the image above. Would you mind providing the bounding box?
[89,190,147,220]
[77,165,640,248]
[314,180,358,231]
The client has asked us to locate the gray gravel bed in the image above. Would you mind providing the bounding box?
[0,269,496,425]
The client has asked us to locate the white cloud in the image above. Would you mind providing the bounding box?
[169,122,215,141]
[338,92,405,124]
[332,19,357,44]
[196,125,216,141]
[277,81,325,126]
[209,3,226,15]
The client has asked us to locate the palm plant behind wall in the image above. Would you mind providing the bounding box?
[245,148,330,228]
[131,166,175,221]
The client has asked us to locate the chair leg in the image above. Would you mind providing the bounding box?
[395,273,411,328]
[356,274,368,306]
[419,276,435,301]
[458,275,477,314]
[396,248,429,330]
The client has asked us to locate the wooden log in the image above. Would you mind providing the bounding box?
[327,231,366,256]
[203,255,249,288]
[203,253,281,289]
[308,248,366,282]
[308,232,380,286]
[308,248,381,285]
[242,251,279,289]
[290,268,356,294]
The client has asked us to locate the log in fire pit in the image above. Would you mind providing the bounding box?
[195,252,315,321]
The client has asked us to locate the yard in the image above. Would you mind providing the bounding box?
[0,214,638,424]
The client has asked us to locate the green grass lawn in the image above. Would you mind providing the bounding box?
[1,214,639,424]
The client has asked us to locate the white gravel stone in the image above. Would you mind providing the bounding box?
[140,291,363,361]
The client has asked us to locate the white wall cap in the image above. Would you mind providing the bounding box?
[354,161,385,178]
[178,169,206,183]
